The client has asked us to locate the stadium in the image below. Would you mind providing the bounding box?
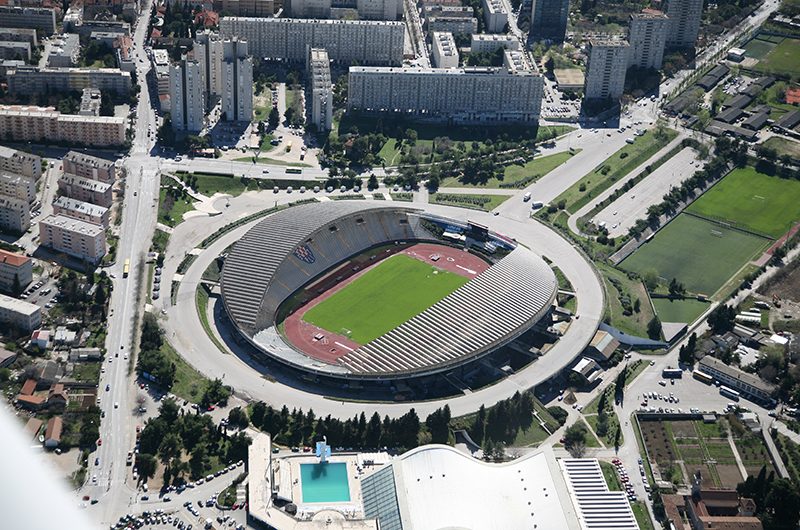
[220,202,558,385]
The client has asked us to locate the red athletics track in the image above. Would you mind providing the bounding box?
[283,243,490,365]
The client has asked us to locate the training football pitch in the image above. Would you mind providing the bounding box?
[652,298,710,325]
[757,37,800,76]
[302,254,469,345]
[620,214,771,296]
[686,166,800,239]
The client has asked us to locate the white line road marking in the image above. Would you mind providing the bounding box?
[456,265,477,275]
[335,342,355,352]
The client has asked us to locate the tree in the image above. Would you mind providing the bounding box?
[268,107,280,129]
[0,367,9,382]
[547,406,568,426]
[159,399,180,426]
[136,453,157,481]
[368,174,379,190]
[11,273,21,297]
[643,268,659,291]
[647,316,662,340]
[228,407,249,428]
[615,366,628,397]
[470,404,486,445]
[707,304,735,332]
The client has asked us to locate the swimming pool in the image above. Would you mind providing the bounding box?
[300,462,351,503]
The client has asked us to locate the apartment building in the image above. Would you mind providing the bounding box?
[584,39,632,100]
[152,49,171,98]
[426,15,478,36]
[0,42,30,61]
[63,151,117,183]
[307,48,333,130]
[214,0,281,17]
[57,174,113,208]
[288,0,400,20]
[7,67,131,96]
[195,32,254,122]
[0,28,38,47]
[52,197,110,229]
[664,0,702,48]
[627,13,669,70]
[38,214,106,265]
[0,195,29,233]
[170,56,205,132]
[0,146,41,180]
[348,63,543,123]
[46,34,80,68]
[114,35,135,72]
[481,0,508,33]
[0,248,31,293]
[432,32,459,69]
[219,17,405,66]
[0,294,41,330]
[73,20,131,37]
[0,7,57,36]
[471,34,520,53]
[530,0,569,41]
[0,172,35,203]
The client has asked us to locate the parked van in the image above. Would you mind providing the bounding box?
[523,192,531,201]
[626,138,635,144]
[531,201,544,209]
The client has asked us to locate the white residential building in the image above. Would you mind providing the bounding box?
[307,48,333,130]
[0,146,40,180]
[0,172,35,203]
[348,64,543,123]
[627,13,669,70]
[584,39,632,100]
[482,0,508,33]
[219,17,405,66]
[288,0,400,20]
[0,195,29,233]
[664,0,702,48]
[0,294,41,330]
[38,214,106,265]
[52,196,110,229]
[196,32,253,122]
[431,32,459,69]
[471,34,520,53]
[170,57,204,132]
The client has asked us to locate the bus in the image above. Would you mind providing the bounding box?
[286,168,302,174]
[720,385,740,400]
[663,368,682,378]
[286,141,293,152]
[123,259,130,278]
[693,370,713,384]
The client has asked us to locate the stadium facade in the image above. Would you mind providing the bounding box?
[219,202,558,384]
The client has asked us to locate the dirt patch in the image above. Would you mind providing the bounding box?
[671,421,697,439]
[641,419,680,465]
[758,253,800,302]
[716,463,744,488]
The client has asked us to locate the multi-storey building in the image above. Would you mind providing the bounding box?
[0,294,41,330]
[348,63,543,123]
[0,28,37,47]
[664,0,702,48]
[530,0,569,41]
[195,31,253,122]
[288,0,400,20]
[170,56,205,132]
[214,0,281,17]
[52,196,110,229]
[0,146,41,180]
[0,42,30,61]
[57,174,113,208]
[307,48,333,130]
[63,151,116,183]
[73,20,131,37]
[471,34,520,53]
[78,88,102,116]
[219,17,405,66]
[38,214,106,265]
[432,32,459,69]
[7,67,131,96]
[46,34,80,68]
[0,172,35,203]
[0,7,57,36]
[152,49,171,98]
[698,356,778,401]
[627,13,669,70]
[0,195,29,233]
[114,35,135,72]
[0,248,31,293]
[423,6,477,35]
[481,0,508,33]
[584,39,632,100]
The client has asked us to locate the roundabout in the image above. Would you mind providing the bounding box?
[158,191,605,418]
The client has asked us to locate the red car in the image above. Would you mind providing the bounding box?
[208,405,215,411]
[97,438,102,446]
[136,425,141,433]
[232,503,239,510]
[83,495,90,501]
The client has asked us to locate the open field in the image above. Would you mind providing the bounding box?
[756,37,800,76]
[596,262,656,338]
[744,37,778,59]
[764,136,800,159]
[302,255,468,345]
[652,298,710,324]
[429,193,512,211]
[620,214,771,296]
[686,166,800,239]
[439,151,577,188]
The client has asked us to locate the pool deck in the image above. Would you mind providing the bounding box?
[288,454,366,516]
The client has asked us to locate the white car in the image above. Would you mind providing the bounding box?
[115,402,119,408]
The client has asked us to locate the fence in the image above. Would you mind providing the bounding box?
[682,210,773,239]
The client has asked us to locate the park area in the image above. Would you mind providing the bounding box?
[686,166,800,239]
[301,254,469,345]
[755,37,800,76]
[621,214,771,296]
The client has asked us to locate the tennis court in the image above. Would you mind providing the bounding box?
[620,214,771,296]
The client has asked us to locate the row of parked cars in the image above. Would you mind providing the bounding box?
[611,458,639,501]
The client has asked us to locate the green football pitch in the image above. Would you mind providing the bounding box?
[757,37,800,76]
[652,298,710,325]
[620,214,771,296]
[301,254,469,345]
[686,166,800,239]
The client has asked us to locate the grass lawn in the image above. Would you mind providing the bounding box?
[439,151,578,188]
[620,214,772,296]
[600,461,622,491]
[756,37,800,76]
[187,173,254,197]
[632,501,654,530]
[652,298,710,324]
[233,156,312,167]
[686,166,800,239]
[302,254,468,344]
[254,105,269,122]
[159,339,209,402]
[259,133,276,152]
[744,37,779,60]
[596,261,657,339]
[764,136,800,159]
[158,187,196,227]
[585,412,622,447]
[430,193,512,211]
[554,129,678,212]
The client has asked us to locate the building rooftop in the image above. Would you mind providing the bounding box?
[559,459,640,530]
[0,247,29,267]
[0,195,27,210]
[53,196,109,217]
[699,356,778,395]
[20,378,36,396]
[631,12,668,19]
[45,416,62,442]
[58,173,112,191]
[0,294,41,316]
[39,214,104,237]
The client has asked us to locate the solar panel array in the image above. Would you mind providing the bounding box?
[558,459,640,530]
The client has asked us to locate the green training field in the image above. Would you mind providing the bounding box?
[652,298,710,325]
[620,214,771,296]
[743,37,778,60]
[757,38,800,76]
[302,254,468,345]
[686,166,800,239]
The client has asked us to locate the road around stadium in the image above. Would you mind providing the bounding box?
[158,194,605,419]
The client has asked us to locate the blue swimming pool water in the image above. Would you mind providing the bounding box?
[300,462,351,503]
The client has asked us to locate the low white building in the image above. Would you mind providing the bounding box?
[431,32,459,69]
[0,293,41,330]
[471,34,520,53]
